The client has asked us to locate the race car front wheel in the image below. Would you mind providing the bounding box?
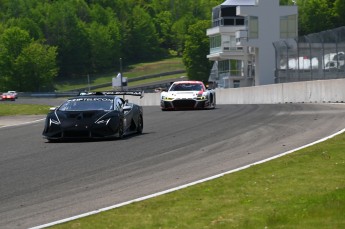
[136,115,143,134]
[117,119,124,139]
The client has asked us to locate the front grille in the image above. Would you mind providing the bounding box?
[172,100,196,108]
[195,101,205,108]
[163,101,173,108]
[63,130,90,138]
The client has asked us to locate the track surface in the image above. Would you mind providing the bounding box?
[1,101,345,228]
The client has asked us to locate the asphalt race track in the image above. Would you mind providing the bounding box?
[1,102,345,228]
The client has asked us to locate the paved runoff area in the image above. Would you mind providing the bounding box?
[0,115,45,127]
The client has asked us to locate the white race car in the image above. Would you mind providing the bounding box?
[160,80,216,111]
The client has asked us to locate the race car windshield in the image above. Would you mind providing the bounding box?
[170,83,202,91]
[58,98,114,111]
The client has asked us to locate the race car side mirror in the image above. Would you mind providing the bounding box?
[123,105,131,112]
[49,107,57,111]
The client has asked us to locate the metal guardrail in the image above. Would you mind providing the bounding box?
[19,92,79,98]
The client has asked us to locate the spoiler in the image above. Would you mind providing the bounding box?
[79,91,144,99]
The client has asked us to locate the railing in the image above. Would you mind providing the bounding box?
[212,17,245,27]
[274,26,345,83]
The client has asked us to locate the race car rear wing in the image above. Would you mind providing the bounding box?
[79,90,144,99]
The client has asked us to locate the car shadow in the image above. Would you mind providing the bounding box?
[44,132,148,143]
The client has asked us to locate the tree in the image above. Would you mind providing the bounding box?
[0,27,32,90]
[182,20,211,82]
[334,0,345,27]
[87,21,120,72]
[280,0,297,5]
[5,17,43,40]
[0,27,58,91]
[42,1,90,78]
[123,6,163,63]
[153,11,174,50]
[298,0,336,35]
[15,42,58,91]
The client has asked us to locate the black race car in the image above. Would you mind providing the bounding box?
[42,91,143,142]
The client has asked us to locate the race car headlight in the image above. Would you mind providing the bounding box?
[49,117,60,126]
[162,96,174,101]
[95,118,111,125]
[195,94,205,100]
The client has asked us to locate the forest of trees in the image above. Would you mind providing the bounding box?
[0,0,344,92]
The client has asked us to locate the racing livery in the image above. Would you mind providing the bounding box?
[42,91,143,142]
[1,92,16,101]
[160,80,216,111]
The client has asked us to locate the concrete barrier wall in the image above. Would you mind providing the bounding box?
[130,78,345,106]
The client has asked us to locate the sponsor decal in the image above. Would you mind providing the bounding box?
[68,98,114,102]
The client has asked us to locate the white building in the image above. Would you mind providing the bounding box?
[207,0,298,88]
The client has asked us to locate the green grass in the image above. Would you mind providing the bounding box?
[54,58,185,91]
[96,73,185,91]
[51,132,345,228]
[0,103,51,116]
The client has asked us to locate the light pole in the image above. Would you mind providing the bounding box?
[120,57,123,91]
[87,74,90,91]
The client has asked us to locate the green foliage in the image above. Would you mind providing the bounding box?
[0,0,220,89]
[123,6,163,63]
[15,42,58,91]
[280,0,297,5]
[0,27,32,91]
[0,0,343,91]
[297,0,337,35]
[43,1,90,77]
[334,0,345,27]
[183,20,211,82]
[87,21,120,72]
[0,26,58,91]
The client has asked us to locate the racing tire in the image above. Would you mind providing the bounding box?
[136,115,143,134]
[117,119,124,139]
[212,95,216,109]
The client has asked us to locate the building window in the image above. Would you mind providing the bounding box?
[229,36,236,50]
[233,80,240,88]
[222,35,237,51]
[210,35,222,53]
[210,35,221,48]
[230,59,243,77]
[280,15,297,38]
[218,60,243,77]
[218,60,230,74]
[248,16,258,39]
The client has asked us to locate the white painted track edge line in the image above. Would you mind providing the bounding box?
[0,118,45,128]
[29,127,345,229]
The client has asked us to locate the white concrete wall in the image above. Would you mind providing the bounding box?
[131,79,345,106]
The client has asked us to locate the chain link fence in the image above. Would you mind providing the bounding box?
[274,26,345,83]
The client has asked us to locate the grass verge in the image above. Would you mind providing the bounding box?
[0,103,51,116]
[54,58,185,92]
[51,132,345,228]
[96,73,185,91]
